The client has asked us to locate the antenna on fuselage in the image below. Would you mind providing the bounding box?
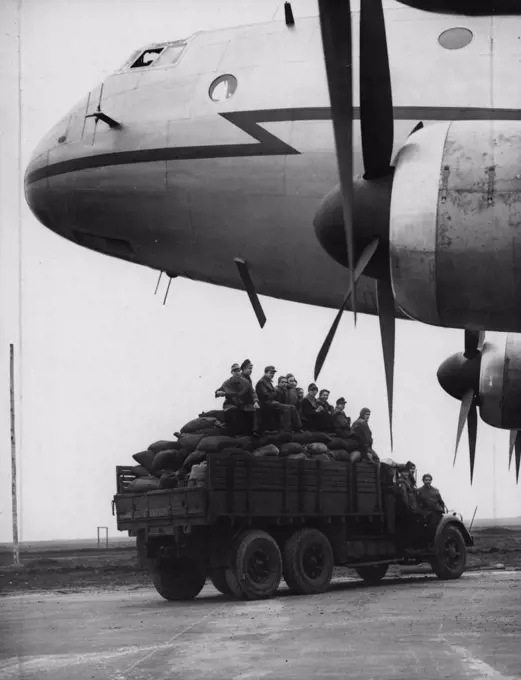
[284,2,295,27]
[162,273,178,306]
[154,271,163,295]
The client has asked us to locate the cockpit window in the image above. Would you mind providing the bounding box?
[131,48,164,69]
[121,41,187,72]
[153,43,186,67]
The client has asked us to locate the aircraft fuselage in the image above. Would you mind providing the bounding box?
[25,8,521,317]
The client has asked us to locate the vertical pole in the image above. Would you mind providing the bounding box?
[469,505,478,534]
[10,344,20,566]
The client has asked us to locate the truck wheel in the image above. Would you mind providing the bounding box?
[431,524,467,580]
[210,567,232,596]
[224,565,245,599]
[151,558,206,601]
[283,528,334,595]
[232,530,282,600]
[355,563,389,584]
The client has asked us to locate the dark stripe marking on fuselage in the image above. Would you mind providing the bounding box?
[26,105,521,184]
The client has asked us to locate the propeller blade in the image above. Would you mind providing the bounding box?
[511,430,521,483]
[359,0,393,178]
[464,330,485,359]
[376,277,395,450]
[234,258,267,328]
[314,238,380,380]
[318,0,356,320]
[467,400,478,484]
[509,430,516,470]
[454,388,475,465]
[516,434,521,484]
[284,1,295,26]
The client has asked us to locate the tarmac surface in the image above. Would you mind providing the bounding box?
[1,571,520,680]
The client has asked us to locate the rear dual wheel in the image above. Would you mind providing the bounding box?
[283,529,334,595]
[151,558,206,601]
[226,530,283,600]
[210,567,232,596]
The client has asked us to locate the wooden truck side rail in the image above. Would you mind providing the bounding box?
[113,455,383,532]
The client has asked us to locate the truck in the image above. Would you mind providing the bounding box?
[112,452,473,601]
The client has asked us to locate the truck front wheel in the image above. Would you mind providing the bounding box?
[232,530,282,600]
[151,558,206,601]
[283,528,334,595]
[431,524,467,580]
[355,563,389,584]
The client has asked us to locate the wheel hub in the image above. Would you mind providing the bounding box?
[302,544,325,580]
[444,538,461,567]
[247,550,271,583]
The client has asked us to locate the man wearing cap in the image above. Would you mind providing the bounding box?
[240,359,260,434]
[256,366,302,432]
[301,383,331,430]
[215,363,258,435]
[417,474,445,513]
[351,408,379,462]
[332,398,352,439]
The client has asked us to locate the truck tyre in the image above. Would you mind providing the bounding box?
[283,528,334,595]
[232,530,282,600]
[151,558,206,601]
[431,524,467,580]
[224,566,245,599]
[355,563,389,584]
[210,567,232,596]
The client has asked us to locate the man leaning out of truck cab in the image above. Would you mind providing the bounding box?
[417,473,446,534]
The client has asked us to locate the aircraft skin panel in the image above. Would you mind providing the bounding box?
[24,8,521,322]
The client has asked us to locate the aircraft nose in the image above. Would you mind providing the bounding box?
[25,153,54,230]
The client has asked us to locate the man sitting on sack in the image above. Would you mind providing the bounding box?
[215,363,259,435]
[256,365,302,433]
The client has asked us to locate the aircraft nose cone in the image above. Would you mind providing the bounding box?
[24,155,55,231]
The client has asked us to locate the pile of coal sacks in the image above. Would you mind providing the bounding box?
[124,409,362,493]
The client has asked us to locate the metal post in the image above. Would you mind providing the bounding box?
[10,344,20,565]
[469,505,478,533]
[97,526,108,549]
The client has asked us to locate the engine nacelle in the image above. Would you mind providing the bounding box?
[438,334,521,430]
[479,335,521,430]
[390,120,521,332]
